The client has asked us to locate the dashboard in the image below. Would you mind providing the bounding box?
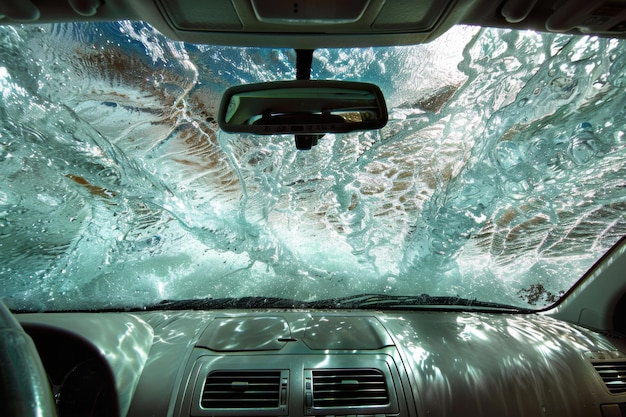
[17,310,626,417]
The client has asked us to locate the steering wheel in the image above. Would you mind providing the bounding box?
[0,300,58,417]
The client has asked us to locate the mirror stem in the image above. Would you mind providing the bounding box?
[296,49,314,80]
[295,49,318,150]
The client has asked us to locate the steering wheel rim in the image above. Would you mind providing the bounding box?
[0,300,57,417]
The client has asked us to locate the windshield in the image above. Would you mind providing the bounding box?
[2,21,626,312]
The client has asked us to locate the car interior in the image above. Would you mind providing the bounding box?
[2,1,626,417]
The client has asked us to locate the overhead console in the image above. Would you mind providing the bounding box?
[0,0,463,47]
[152,0,458,47]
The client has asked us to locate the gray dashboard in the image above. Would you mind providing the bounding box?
[17,310,626,417]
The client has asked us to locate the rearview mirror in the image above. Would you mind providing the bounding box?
[218,80,388,135]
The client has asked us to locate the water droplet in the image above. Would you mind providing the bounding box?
[568,123,602,165]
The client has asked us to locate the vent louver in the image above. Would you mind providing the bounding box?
[592,362,626,394]
[201,370,282,409]
[311,369,389,408]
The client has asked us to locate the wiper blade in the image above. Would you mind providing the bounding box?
[143,296,303,310]
[308,293,534,312]
[144,294,532,313]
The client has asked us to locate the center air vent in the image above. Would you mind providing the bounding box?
[201,370,288,410]
[592,362,626,394]
[307,369,390,409]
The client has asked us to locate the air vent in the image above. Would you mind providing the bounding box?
[592,362,626,394]
[201,370,286,409]
[311,369,389,408]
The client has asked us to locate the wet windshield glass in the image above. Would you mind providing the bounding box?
[2,22,626,311]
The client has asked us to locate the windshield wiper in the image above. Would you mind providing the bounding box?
[147,297,303,310]
[143,294,533,313]
[305,294,534,313]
